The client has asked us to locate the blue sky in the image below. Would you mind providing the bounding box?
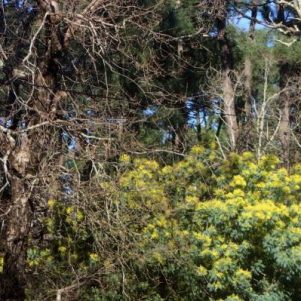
[231,14,265,31]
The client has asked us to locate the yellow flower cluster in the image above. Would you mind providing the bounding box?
[0,256,3,273]
[89,253,99,262]
[99,148,301,298]
[230,175,247,188]
[119,153,131,164]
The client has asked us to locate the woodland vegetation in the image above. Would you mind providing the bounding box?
[0,0,301,300]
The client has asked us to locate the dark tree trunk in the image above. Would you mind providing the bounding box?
[0,177,31,300]
[0,1,64,299]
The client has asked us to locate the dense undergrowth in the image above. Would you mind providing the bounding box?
[14,145,301,300]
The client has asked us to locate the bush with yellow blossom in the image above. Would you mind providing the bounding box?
[24,147,301,300]
[114,148,301,300]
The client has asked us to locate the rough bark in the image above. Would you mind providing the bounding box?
[222,68,239,150]
[0,1,62,299]
[0,178,31,300]
[217,11,238,150]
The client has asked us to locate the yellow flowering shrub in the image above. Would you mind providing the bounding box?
[26,198,95,281]
[27,147,301,300]
[115,148,301,300]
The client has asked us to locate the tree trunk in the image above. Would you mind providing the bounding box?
[244,0,257,117]
[241,1,257,151]
[279,64,291,167]
[0,131,31,300]
[222,68,238,149]
[279,95,290,166]
[217,11,238,150]
[0,1,63,299]
[244,57,252,117]
[0,178,31,300]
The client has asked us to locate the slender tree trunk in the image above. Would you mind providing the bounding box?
[275,3,292,167]
[222,68,238,149]
[217,12,238,150]
[241,0,258,151]
[279,96,290,165]
[244,57,252,117]
[244,1,257,117]
[279,63,291,167]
